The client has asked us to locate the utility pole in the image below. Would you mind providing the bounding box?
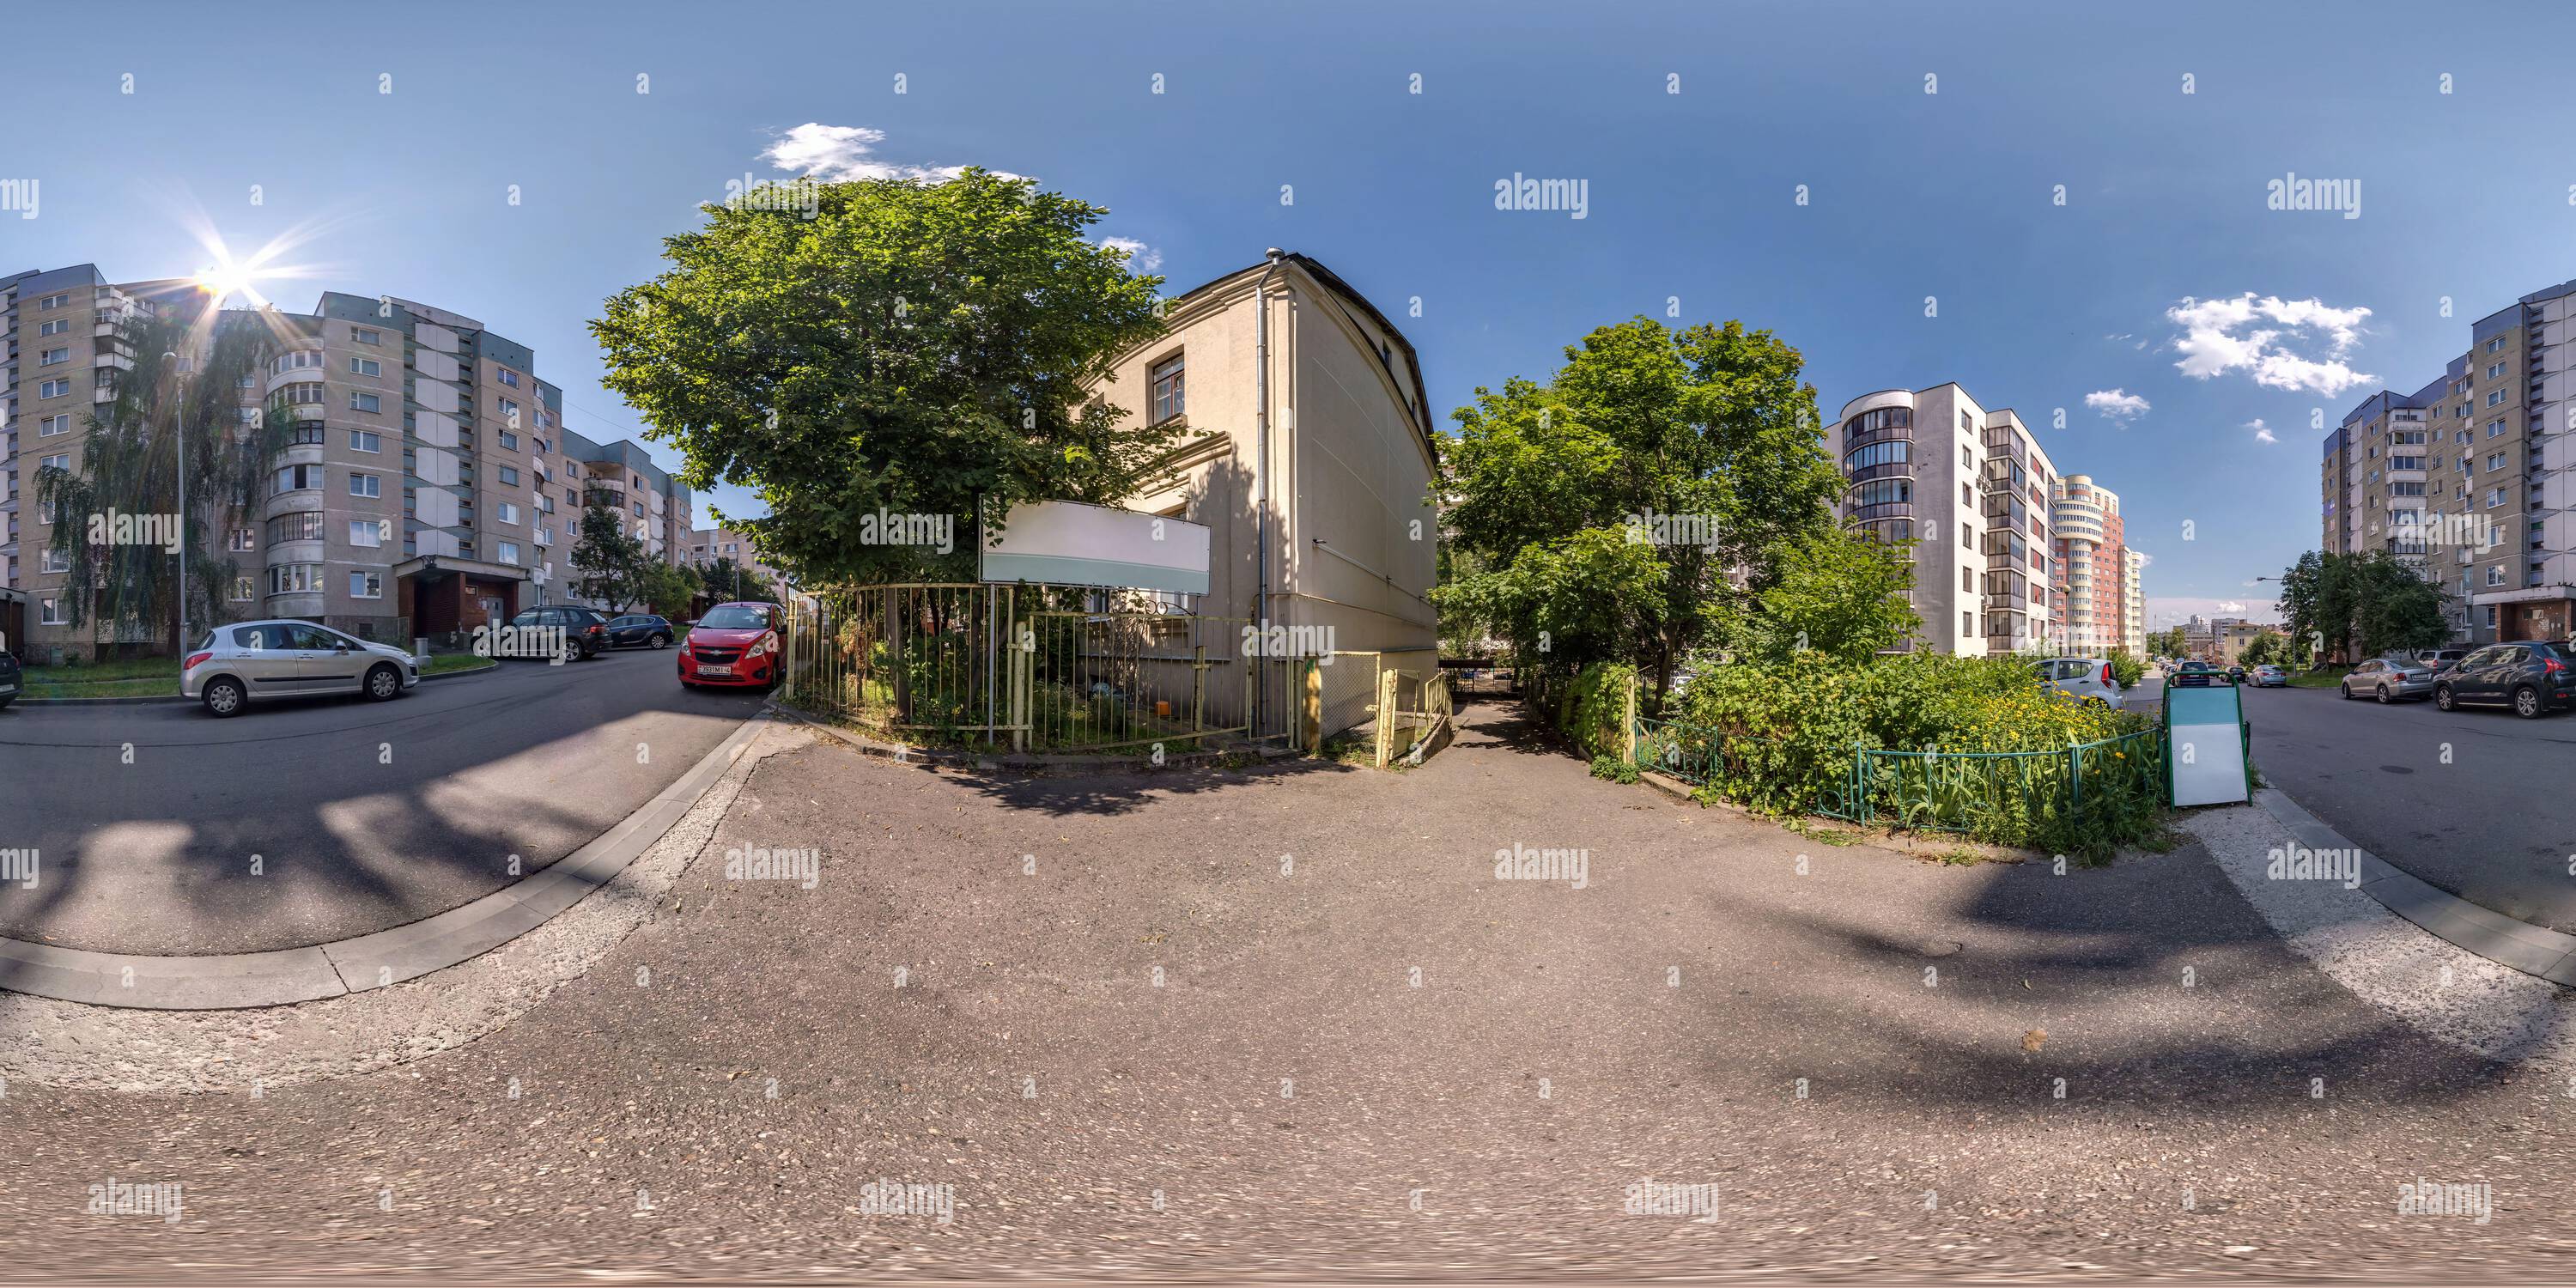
[165,349,188,655]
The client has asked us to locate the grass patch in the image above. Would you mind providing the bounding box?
[2287,667,2349,689]
[21,675,178,700]
[1933,845,1984,866]
[25,656,179,686]
[422,654,497,677]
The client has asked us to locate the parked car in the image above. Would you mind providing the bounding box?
[679,601,785,690]
[0,641,19,710]
[490,605,611,662]
[2035,657,2123,708]
[2415,647,2471,672]
[2251,664,2287,687]
[2433,641,2576,719]
[2227,665,2247,682]
[182,620,420,717]
[604,613,677,650]
[2169,660,2223,687]
[2339,656,2436,704]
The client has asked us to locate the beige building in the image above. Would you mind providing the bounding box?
[1086,251,1437,658]
[1832,383,2061,655]
[1,264,691,661]
[684,525,787,600]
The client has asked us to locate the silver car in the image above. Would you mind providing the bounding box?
[2340,656,2435,703]
[182,619,421,717]
[2037,657,2124,708]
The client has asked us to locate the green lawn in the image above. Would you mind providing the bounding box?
[18,651,492,699]
[2287,667,2350,690]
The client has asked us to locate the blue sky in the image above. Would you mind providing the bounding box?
[11,0,2573,625]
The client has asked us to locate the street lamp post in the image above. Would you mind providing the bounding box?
[164,351,188,656]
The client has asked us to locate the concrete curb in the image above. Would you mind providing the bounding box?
[13,658,499,705]
[0,713,770,1011]
[2255,786,2576,987]
[762,700,1291,775]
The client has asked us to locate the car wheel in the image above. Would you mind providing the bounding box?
[364,663,404,702]
[2516,685,2544,720]
[203,677,246,718]
[650,633,671,649]
[2434,684,2455,712]
[2376,683,2394,704]
[2339,682,2353,700]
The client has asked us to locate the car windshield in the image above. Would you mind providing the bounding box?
[697,606,771,630]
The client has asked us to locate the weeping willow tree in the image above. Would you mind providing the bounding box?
[32,308,295,656]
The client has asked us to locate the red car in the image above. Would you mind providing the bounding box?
[678,601,784,690]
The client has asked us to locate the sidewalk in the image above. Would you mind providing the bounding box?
[0,697,2559,1280]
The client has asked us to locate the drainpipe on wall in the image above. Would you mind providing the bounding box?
[1253,247,1286,735]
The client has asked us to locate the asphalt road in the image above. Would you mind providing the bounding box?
[0,646,764,955]
[2208,673,2576,932]
[0,700,2555,1281]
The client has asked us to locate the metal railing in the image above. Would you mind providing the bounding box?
[778,583,1308,753]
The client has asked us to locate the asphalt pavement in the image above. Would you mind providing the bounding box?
[2224,675,2576,933]
[0,697,2555,1281]
[0,646,764,955]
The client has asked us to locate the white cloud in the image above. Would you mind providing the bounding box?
[762,123,1019,184]
[2245,417,2279,444]
[2147,597,2280,629]
[2218,600,2247,614]
[2086,388,2151,422]
[1100,237,1162,272]
[2165,293,2377,397]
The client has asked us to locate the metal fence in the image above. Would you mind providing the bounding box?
[779,584,1309,753]
[1631,714,2162,838]
[1375,667,1454,767]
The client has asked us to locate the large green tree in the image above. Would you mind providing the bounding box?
[1735,526,1920,664]
[591,169,1177,585]
[1436,317,1848,694]
[570,499,652,613]
[34,308,288,655]
[2278,549,2453,661]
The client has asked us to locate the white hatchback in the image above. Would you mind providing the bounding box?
[2036,657,2124,708]
[182,620,421,717]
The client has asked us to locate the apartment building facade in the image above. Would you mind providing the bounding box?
[1832,384,2060,655]
[2324,275,2576,647]
[683,525,787,600]
[2121,547,2147,658]
[2050,475,2129,657]
[2,264,692,661]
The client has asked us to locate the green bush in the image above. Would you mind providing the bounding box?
[1589,754,1639,784]
[2106,652,2143,690]
[1556,661,1638,761]
[1671,652,2160,858]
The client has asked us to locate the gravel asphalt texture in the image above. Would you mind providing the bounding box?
[3,698,2567,1282]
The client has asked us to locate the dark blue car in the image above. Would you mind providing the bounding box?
[0,640,19,709]
[604,614,677,650]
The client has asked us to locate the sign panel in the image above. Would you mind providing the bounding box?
[979,500,1211,594]
[2165,684,2251,807]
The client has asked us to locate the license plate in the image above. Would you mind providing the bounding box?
[702,665,733,676]
[0,683,14,695]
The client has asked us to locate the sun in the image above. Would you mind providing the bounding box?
[194,261,257,300]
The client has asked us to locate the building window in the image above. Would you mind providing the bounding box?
[2488,337,2506,355]
[1961,521,1972,549]
[2488,452,2507,471]
[267,563,325,595]
[228,576,255,602]
[268,511,325,544]
[498,368,519,388]
[498,465,520,486]
[37,318,67,337]
[350,392,382,414]
[39,414,70,436]
[354,327,381,345]
[349,471,381,498]
[499,397,520,424]
[2488,390,2507,408]
[36,293,68,309]
[2488,566,2506,586]
[1150,353,1185,424]
[497,502,519,525]
[273,463,322,493]
[350,429,382,453]
[497,542,520,566]
[39,347,68,365]
[39,547,70,574]
[275,351,324,374]
[351,357,381,377]
[39,379,70,399]
[350,519,383,547]
[39,598,66,625]
[498,431,519,451]
[1961,610,1974,637]
[349,571,383,599]
[228,526,255,551]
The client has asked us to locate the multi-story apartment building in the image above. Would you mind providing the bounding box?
[2324,276,2576,647]
[2050,474,2129,657]
[1,264,692,662]
[1832,384,2059,655]
[683,526,787,598]
[2121,546,2147,658]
